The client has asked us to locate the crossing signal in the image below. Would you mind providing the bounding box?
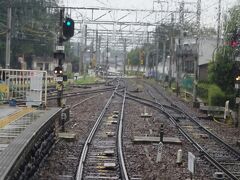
[63,18,74,39]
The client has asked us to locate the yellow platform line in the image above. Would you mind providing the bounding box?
[0,107,35,128]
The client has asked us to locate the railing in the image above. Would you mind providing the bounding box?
[0,69,47,106]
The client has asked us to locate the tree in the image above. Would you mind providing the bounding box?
[208,3,240,95]
[208,46,236,93]
[127,48,141,66]
[0,0,59,68]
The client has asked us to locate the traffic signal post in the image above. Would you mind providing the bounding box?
[54,9,74,107]
[56,8,65,107]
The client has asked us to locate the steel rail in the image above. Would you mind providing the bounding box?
[76,85,118,180]
[148,84,240,159]
[76,82,129,180]
[116,92,239,180]
[48,87,124,100]
[118,89,129,180]
[128,90,240,159]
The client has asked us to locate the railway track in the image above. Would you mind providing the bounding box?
[123,81,240,179]
[76,83,129,180]
[47,79,122,101]
[47,86,120,100]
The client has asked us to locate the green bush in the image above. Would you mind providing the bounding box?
[208,84,226,106]
[66,72,73,79]
[197,83,209,101]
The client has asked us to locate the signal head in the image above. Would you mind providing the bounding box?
[63,18,74,39]
[54,66,63,75]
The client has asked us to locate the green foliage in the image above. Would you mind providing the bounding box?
[127,48,141,66]
[197,83,209,102]
[208,46,236,93]
[75,76,98,84]
[224,5,240,34]
[66,72,73,79]
[0,0,59,68]
[208,84,226,106]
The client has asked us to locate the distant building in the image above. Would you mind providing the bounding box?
[176,36,217,81]
[32,56,72,74]
[199,63,208,81]
[198,37,217,81]
[157,36,216,82]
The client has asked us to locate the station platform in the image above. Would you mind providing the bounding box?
[0,106,61,180]
[0,105,61,152]
[0,105,35,128]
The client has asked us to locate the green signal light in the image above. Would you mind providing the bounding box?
[66,21,71,26]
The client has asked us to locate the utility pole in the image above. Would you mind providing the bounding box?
[5,2,12,69]
[217,0,222,49]
[99,36,102,64]
[79,24,85,75]
[115,55,118,70]
[162,39,166,80]
[106,37,109,66]
[123,39,127,75]
[145,31,150,72]
[168,13,174,88]
[96,30,99,64]
[176,1,184,96]
[84,25,87,75]
[193,0,201,107]
[156,28,159,81]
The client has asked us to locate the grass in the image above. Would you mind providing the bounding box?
[75,76,100,85]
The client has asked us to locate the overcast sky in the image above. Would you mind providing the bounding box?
[61,0,238,28]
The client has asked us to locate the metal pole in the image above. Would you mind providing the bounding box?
[57,8,64,107]
[156,28,159,81]
[162,40,166,80]
[123,39,127,75]
[177,1,184,97]
[5,5,12,69]
[96,30,99,64]
[169,13,174,88]
[193,0,201,107]
[99,36,102,64]
[84,25,87,75]
[145,32,150,72]
[115,55,118,70]
[217,0,221,49]
[106,38,109,66]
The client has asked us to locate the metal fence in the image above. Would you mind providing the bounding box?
[0,69,47,106]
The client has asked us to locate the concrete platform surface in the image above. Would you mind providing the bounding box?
[0,107,61,180]
[0,106,20,119]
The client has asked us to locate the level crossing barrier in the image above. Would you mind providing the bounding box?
[0,69,47,107]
